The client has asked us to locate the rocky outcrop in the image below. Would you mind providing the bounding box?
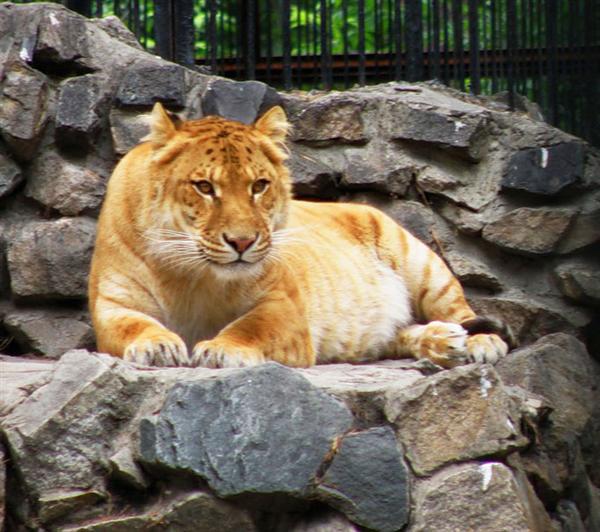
[0,3,599,530]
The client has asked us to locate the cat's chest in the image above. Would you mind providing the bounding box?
[158,279,256,348]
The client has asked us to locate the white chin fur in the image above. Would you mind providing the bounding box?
[208,259,265,282]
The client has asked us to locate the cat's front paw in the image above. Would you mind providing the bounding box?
[124,332,189,367]
[416,321,470,368]
[191,339,265,368]
[466,333,508,365]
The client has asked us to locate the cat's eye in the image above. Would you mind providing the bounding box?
[192,180,215,196]
[252,179,270,195]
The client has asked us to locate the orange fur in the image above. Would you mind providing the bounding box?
[88,104,508,368]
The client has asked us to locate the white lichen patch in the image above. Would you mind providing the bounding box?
[479,367,492,398]
[480,462,494,492]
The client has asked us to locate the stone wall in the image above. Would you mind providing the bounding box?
[0,3,599,531]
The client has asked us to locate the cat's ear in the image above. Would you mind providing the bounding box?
[143,102,177,146]
[254,106,290,145]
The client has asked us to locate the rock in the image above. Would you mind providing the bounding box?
[314,427,409,532]
[24,151,106,216]
[115,62,186,109]
[502,143,585,196]
[201,78,282,124]
[288,510,360,531]
[0,352,147,521]
[32,5,93,75]
[411,462,553,531]
[62,491,256,532]
[56,75,110,152]
[140,363,353,500]
[90,16,144,51]
[7,217,97,300]
[290,95,367,145]
[482,207,576,255]
[108,447,148,490]
[445,251,503,292]
[0,443,5,530]
[300,360,425,425]
[556,200,600,253]
[38,490,106,524]
[0,149,22,198]
[288,146,340,199]
[390,105,488,161]
[468,295,580,345]
[2,307,95,358]
[496,334,600,489]
[0,62,49,161]
[384,364,526,475]
[555,500,586,532]
[437,200,486,234]
[555,260,600,307]
[109,108,152,155]
[340,146,414,196]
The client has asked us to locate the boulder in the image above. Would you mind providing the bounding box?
[556,200,600,253]
[24,151,106,216]
[288,146,340,199]
[314,426,409,532]
[55,74,110,152]
[384,364,527,475]
[140,363,353,500]
[410,462,553,531]
[115,62,187,109]
[0,148,22,198]
[109,108,152,155]
[502,143,585,196]
[289,94,368,145]
[482,207,576,255]
[555,260,600,307]
[201,78,282,124]
[445,251,503,292]
[2,306,94,358]
[6,217,97,301]
[0,62,49,161]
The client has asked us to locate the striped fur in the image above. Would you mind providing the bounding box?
[88,103,509,368]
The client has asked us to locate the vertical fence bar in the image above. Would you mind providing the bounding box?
[451,0,464,90]
[405,0,424,81]
[207,0,218,74]
[174,0,195,66]
[343,0,350,88]
[95,0,102,17]
[583,0,596,144]
[432,0,441,80]
[442,0,449,83]
[358,0,366,85]
[506,0,517,108]
[320,0,332,89]
[468,0,480,93]
[265,0,273,84]
[245,0,256,79]
[545,0,558,124]
[154,0,173,62]
[282,0,292,90]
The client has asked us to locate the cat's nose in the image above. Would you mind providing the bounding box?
[223,233,257,254]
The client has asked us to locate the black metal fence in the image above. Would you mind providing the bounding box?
[14,1,600,146]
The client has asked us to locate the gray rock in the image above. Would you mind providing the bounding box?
[140,363,353,499]
[469,295,579,345]
[555,260,600,307]
[390,105,488,161]
[24,151,106,216]
[90,16,144,51]
[0,443,5,530]
[290,95,367,145]
[7,217,97,300]
[496,334,600,492]
[288,510,360,532]
[0,149,22,198]
[56,75,110,152]
[115,62,186,109]
[2,307,95,358]
[411,462,553,532]
[555,500,586,532]
[202,78,282,124]
[340,147,414,196]
[62,491,256,532]
[314,427,409,532]
[0,351,146,517]
[0,62,49,161]
[482,207,576,255]
[108,447,148,490]
[445,252,503,292]
[288,146,340,199]
[109,108,152,155]
[384,364,526,475]
[38,490,106,525]
[502,143,585,196]
[556,201,600,253]
[32,5,93,75]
